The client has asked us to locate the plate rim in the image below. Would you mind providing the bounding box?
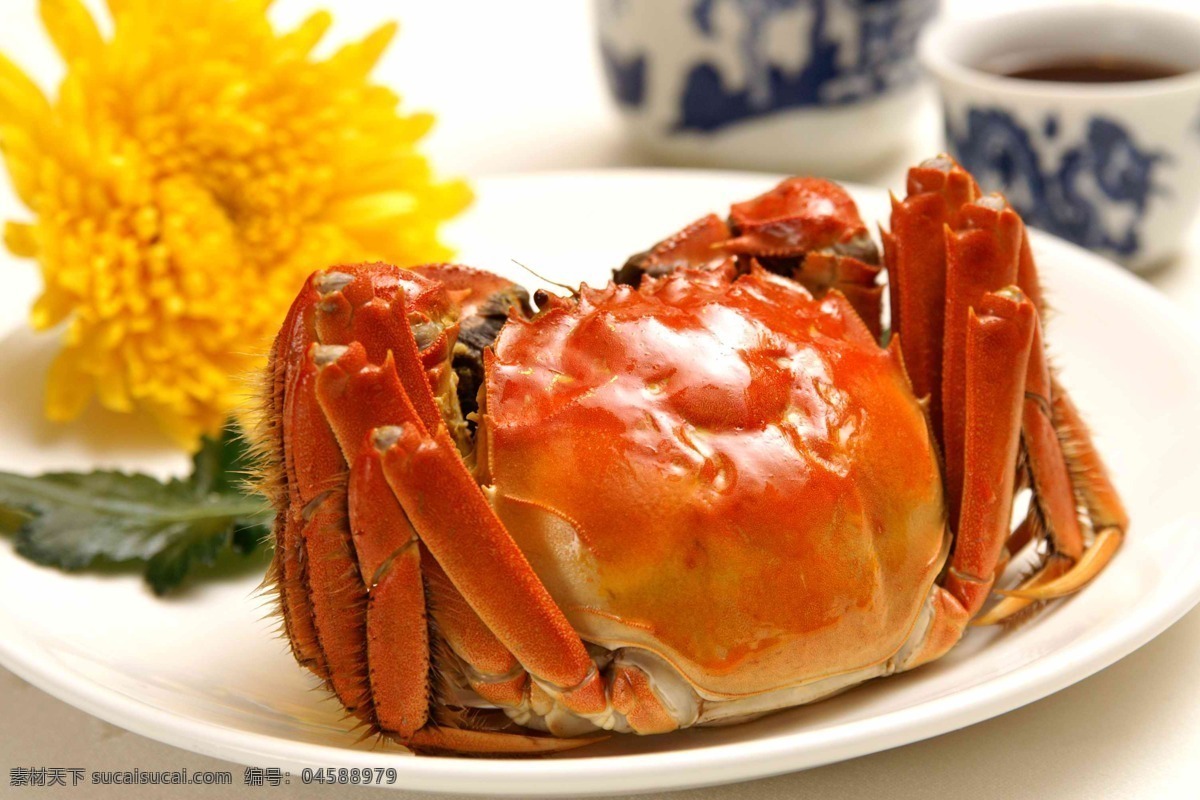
[2,168,1199,796]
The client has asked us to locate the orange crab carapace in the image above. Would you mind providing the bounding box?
[256,157,1128,754]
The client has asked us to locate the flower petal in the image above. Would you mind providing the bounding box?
[4,221,38,257]
[327,190,417,226]
[328,22,397,78]
[95,361,133,412]
[0,125,42,207]
[39,0,104,66]
[30,299,68,333]
[239,0,274,14]
[279,11,332,59]
[0,53,51,128]
[44,348,94,422]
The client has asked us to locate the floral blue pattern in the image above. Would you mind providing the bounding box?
[947,107,1164,258]
[599,39,647,108]
[597,0,934,131]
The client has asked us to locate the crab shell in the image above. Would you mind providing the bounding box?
[480,264,946,728]
[259,159,1129,753]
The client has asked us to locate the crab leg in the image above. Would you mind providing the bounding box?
[971,556,1072,626]
[1003,509,1040,562]
[943,289,1036,613]
[1020,321,1085,561]
[406,726,599,754]
[281,267,461,725]
[311,278,684,734]
[972,208,1124,615]
[282,342,373,720]
[306,269,675,735]
[420,552,530,708]
[1001,531,1124,601]
[311,270,446,433]
[1053,384,1130,535]
[276,270,600,752]
[915,186,1123,623]
[267,286,328,681]
[1016,230,1047,315]
[903,288,1035,666]
[308,271,545,711]
[993,388,1128,605]
[610,664,680,735]
[343,438,429,737]
[940,197,1023,527]
[882,155,979,428]
[794,252,884,338]
[367,418,603,704]
[344,435,546,732]
[309,293,607,716]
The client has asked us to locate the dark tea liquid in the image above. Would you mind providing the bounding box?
[1003,57,1183,83]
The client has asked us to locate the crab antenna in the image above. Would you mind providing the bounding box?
[510,259,579,298]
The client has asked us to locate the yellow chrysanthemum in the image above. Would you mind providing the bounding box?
[0,0,471,447]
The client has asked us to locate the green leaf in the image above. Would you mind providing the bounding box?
[0,422,273,595]
[191,419,255,496]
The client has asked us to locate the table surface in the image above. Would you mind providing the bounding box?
[2,1,1199,798]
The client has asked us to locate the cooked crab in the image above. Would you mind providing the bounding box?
[255,156,1127,754]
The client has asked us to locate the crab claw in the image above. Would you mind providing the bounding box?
[614,214,734,286]
[615,178,885,335]
[724,177,878,261]
[724,177,883,337]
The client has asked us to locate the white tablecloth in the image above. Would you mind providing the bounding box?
[2,1,1198,797]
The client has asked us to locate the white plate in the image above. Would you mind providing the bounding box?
[1,170,1198,797]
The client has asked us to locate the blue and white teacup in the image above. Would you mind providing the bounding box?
[595,0,937,177]
[921,6,1200,272]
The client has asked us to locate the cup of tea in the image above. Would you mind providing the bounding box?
[920,5,1200,272]
[595,0,937,178]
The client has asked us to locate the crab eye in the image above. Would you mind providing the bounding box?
[410,320,443,352]
[920,155,954,172]
[975,194,1007,211]
[314,270,354,295]
[312,344,348,366]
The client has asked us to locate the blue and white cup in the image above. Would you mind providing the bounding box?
[595,0,937,177]
[921,6,1200,272]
